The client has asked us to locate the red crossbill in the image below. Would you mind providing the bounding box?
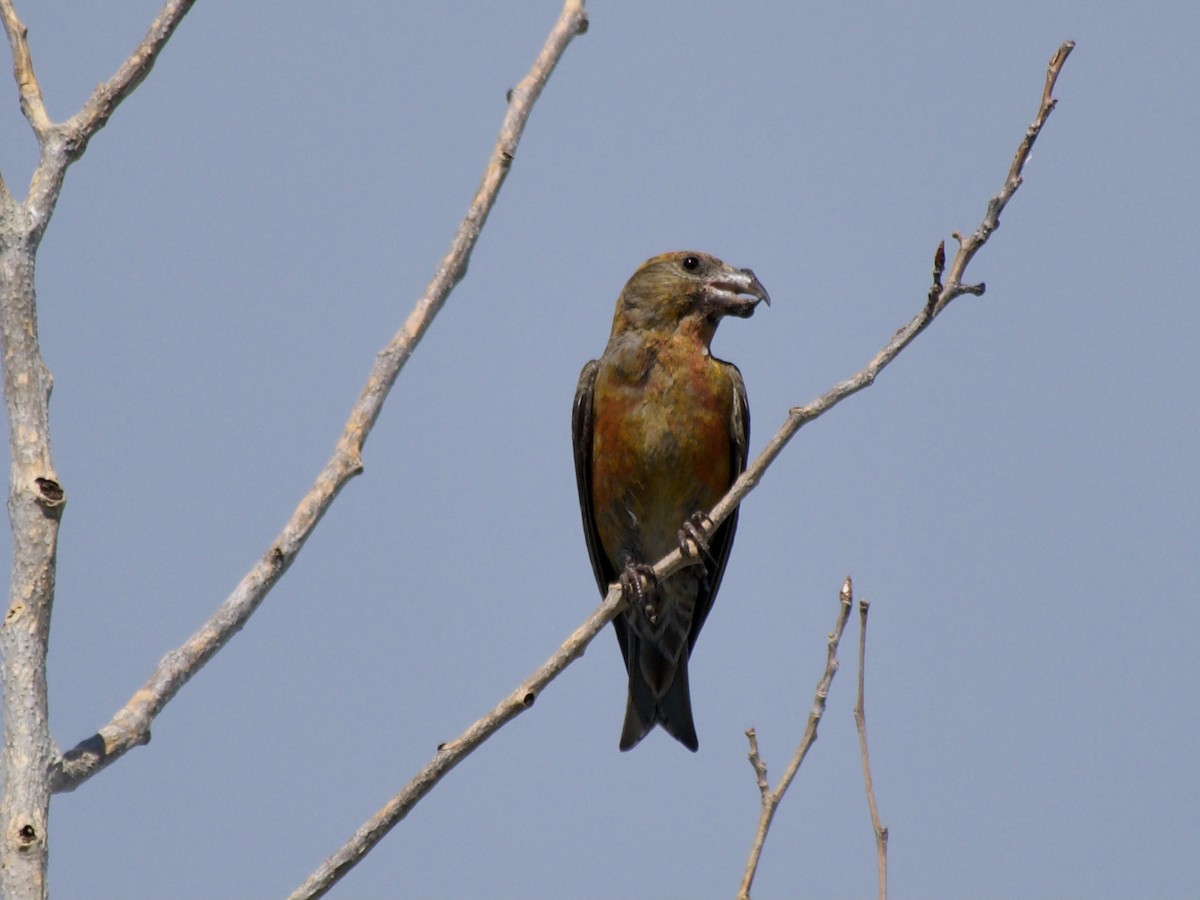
[573,251,768,751]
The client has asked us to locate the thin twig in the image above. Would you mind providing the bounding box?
[737,578,855,900]
[0,0,51,138]
[52,0,591,796]
[937,40,1075,313]
[853,599,887,900]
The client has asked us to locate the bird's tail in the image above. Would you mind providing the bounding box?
[619,640,698,752]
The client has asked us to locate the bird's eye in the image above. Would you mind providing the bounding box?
[681,256,700,271]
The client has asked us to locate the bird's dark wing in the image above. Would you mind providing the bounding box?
[687,360,750,652]
[574,358,635,672]
[572,359,614,596]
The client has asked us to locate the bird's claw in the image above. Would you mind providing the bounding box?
[619,563,659,625]
[678,511,715,567]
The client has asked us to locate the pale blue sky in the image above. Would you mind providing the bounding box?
[2,2,1197,897]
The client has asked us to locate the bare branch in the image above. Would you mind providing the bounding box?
[52,0,591,796]
[0,0,51,137]
[745,728,770,800]
[4,0,196,159]
[60,0,198,157]
[854,598,887,900]
[283,41,1073,896]
[936,40,1075,312]
[649,41,1075,589]
[735,49,1074,895]
[2,0,197,246]
[737,578,855,900]
[288,580,618,900]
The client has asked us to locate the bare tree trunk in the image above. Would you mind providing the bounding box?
[0,228,62,900]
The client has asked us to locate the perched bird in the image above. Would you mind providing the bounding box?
[573,251,769,751]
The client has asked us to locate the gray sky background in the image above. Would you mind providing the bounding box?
[2,2,1197,898]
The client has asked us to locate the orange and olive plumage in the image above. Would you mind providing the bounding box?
[573,251,768,750]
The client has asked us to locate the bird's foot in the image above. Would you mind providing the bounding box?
[678,511,715,568]
[619,563,659,625]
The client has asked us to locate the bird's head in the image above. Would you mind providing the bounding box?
[611,251,770,342]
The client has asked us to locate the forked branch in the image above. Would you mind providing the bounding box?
[0,0,197,244]
[737,579,855,900]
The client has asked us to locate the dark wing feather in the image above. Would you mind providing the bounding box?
[686,360,750,652]
[573,359,635,670]
[572,359,615,595]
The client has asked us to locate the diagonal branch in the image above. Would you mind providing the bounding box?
[284,40,1074,898]
[62,0,197,155]
[653,41,1076,586]
[51,0,590,796]
[735,43,1074,898]
[287,583,621,900]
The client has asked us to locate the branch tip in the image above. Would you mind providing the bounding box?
[1044,41,1075,105]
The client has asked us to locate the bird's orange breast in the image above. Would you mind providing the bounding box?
[590,335,735,568]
